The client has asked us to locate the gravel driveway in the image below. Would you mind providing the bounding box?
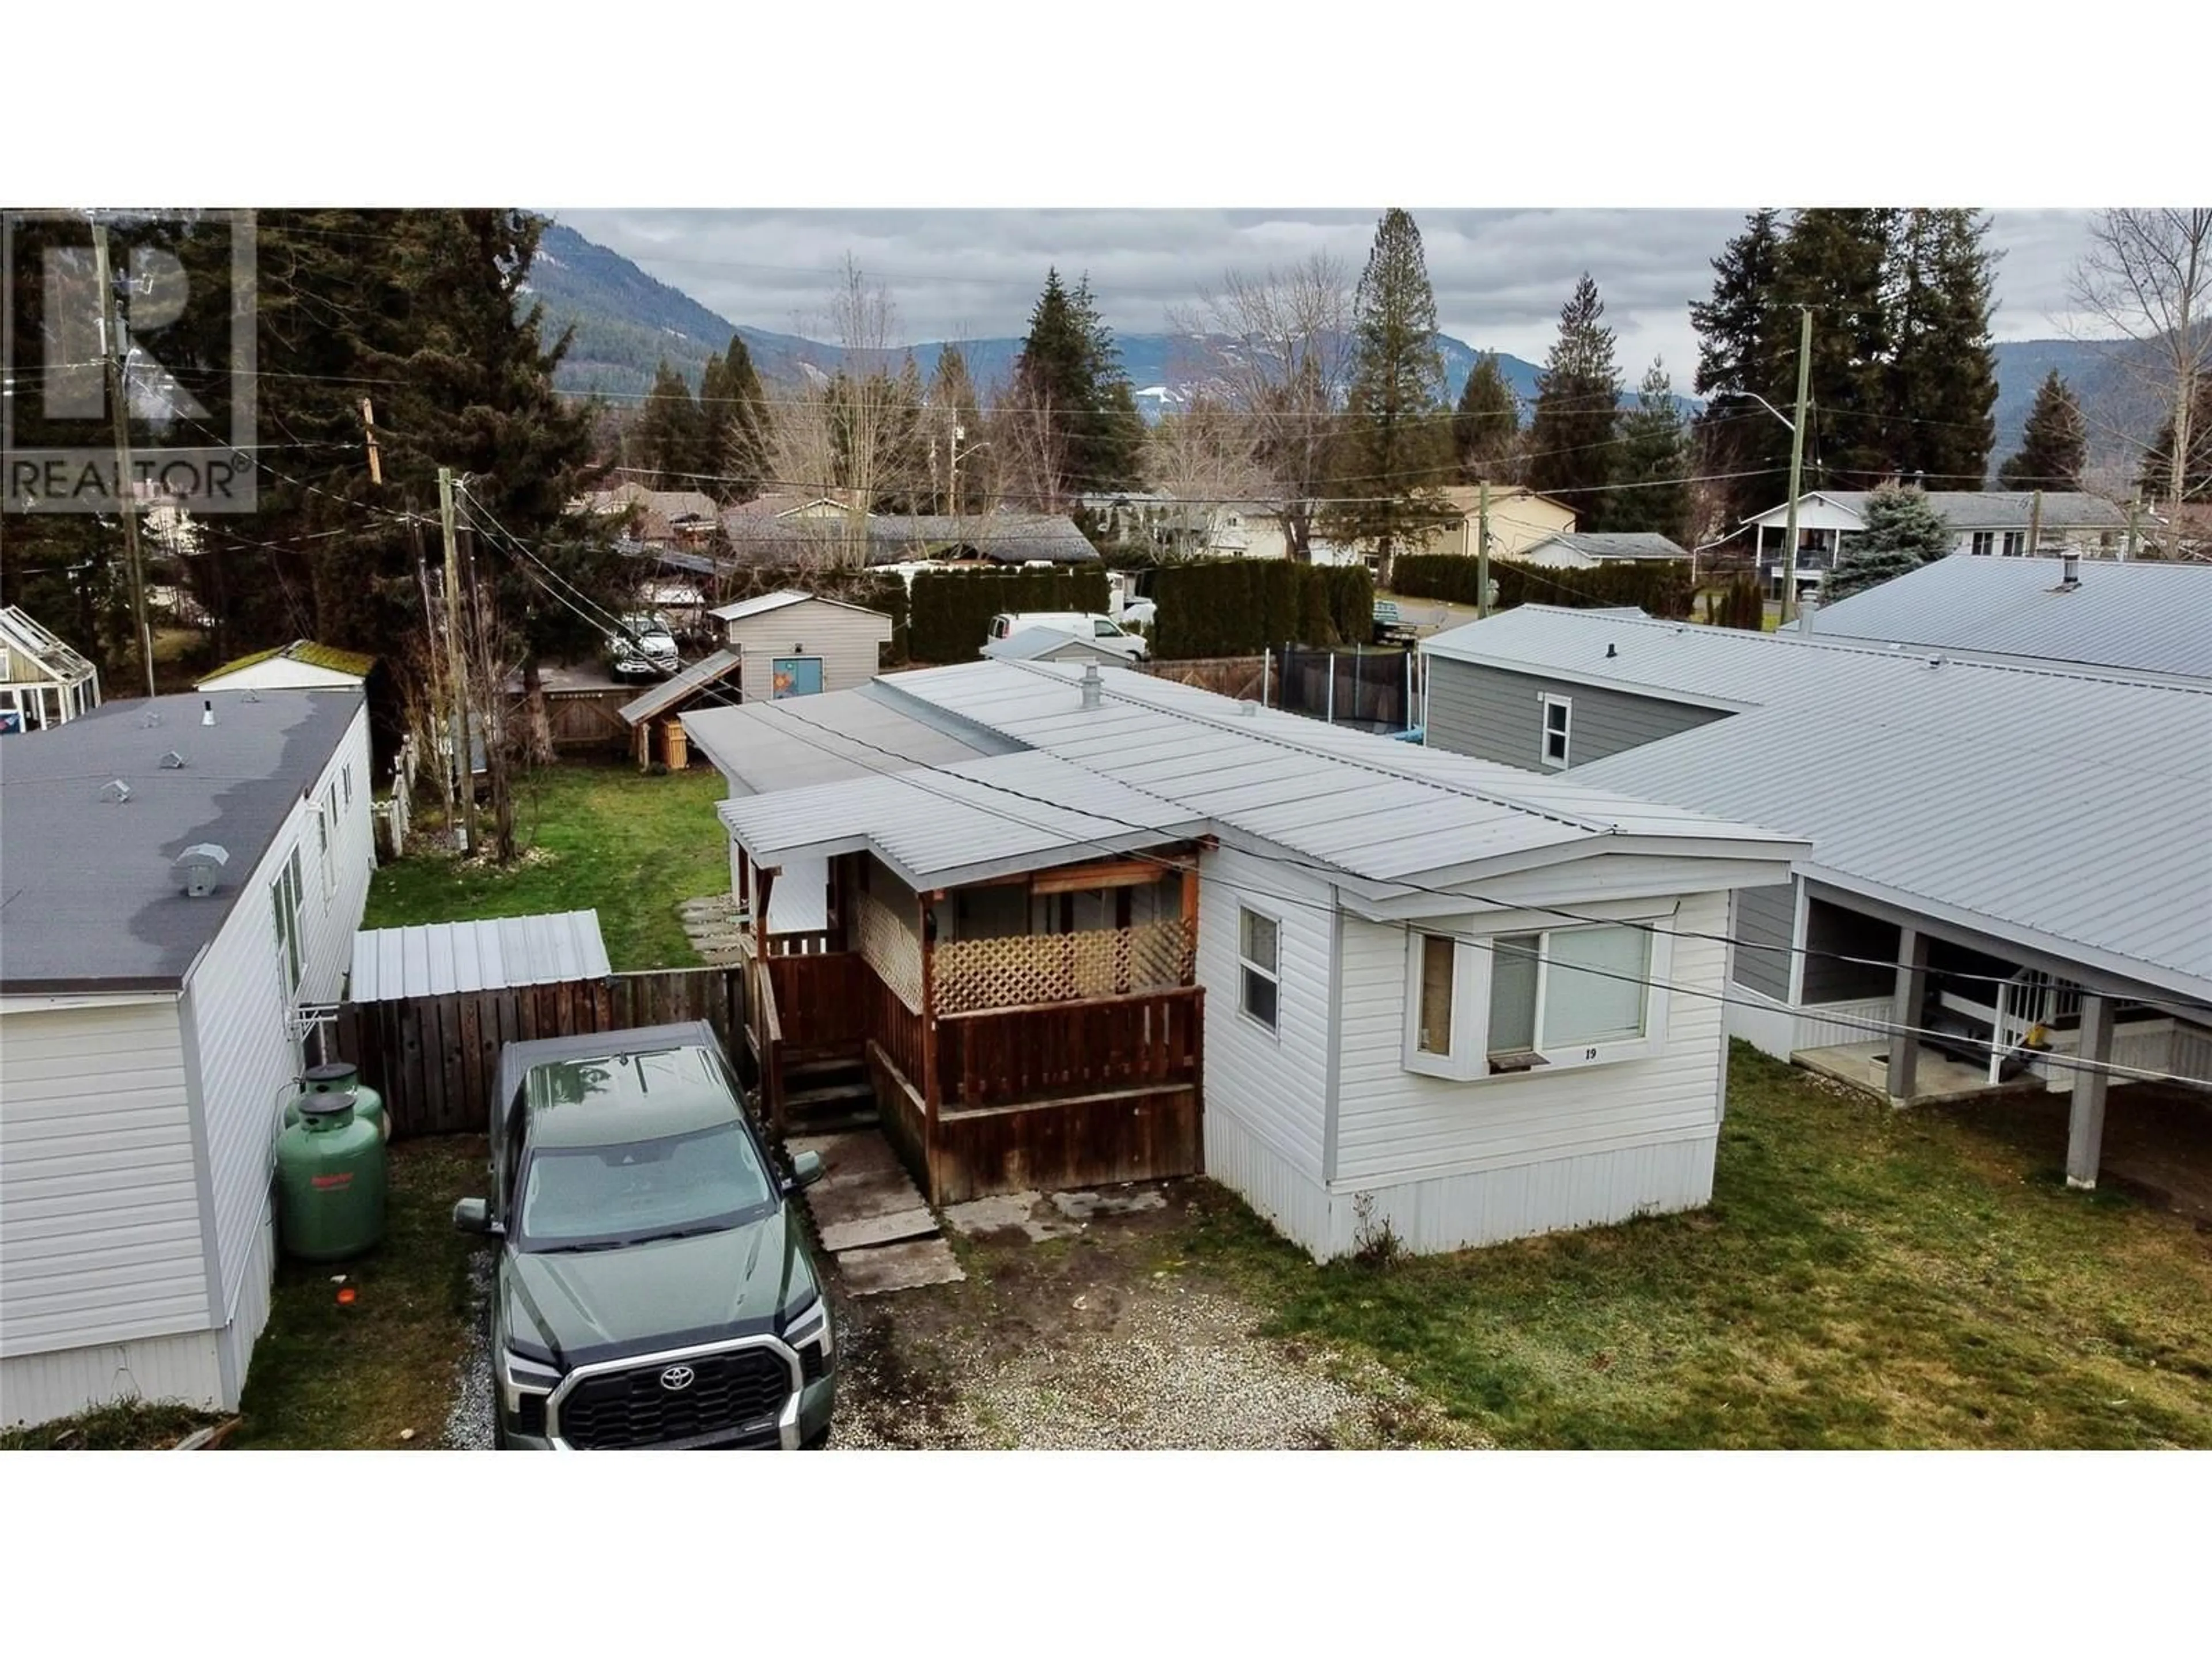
[442,1251,496,1450]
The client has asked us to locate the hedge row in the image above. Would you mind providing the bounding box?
[1391,554,1695,619]
[1152,560,1373,657]
[907,566,1110,664]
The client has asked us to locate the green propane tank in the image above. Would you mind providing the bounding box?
[276,1091,387,1262]
[284,1061,388,1141]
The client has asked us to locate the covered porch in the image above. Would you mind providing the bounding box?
[721,749,1213,1206]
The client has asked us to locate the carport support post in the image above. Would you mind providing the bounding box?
[1885,927,1929,1104]
[2066,993,2115,1190]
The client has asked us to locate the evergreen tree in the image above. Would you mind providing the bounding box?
[1775,209,1898,486]
[1319,209,1453,581]
[926,344,987,513]
[1452,352,1521,483]
[1525,273,1623,527]
[1690,209,1794,532]
[1010,270,1145,503]
[636,359,706,491]
[872,354,931,513]
[1998,370,2088,490]
[698,335,770,502]
[1607,359,1693,545]
[1885,209,1999,487]
[1823,484,1953,601]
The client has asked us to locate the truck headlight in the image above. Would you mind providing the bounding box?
[784,1293,834,1371]
[497,1346,561,1417]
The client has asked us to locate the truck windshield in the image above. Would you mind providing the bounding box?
[515,1122,777,1252]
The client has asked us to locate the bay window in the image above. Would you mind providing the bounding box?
[1404,920,1668,1081]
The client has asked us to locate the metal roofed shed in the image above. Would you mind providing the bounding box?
[981,626,1131,665]
[347,910,613,1002]
[1804,552,2212,681]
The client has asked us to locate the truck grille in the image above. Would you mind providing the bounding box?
[556,1348,793,1449]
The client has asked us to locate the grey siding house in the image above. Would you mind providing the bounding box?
[1418,605,2212,1195]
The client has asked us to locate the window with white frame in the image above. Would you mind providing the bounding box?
[1405,921,1666,1081]
[1238,906,1281,1032]
[342,762,353,808]
[1970,531,1995,556]
[1539,694,1572,768]
[2001,531,2025,556]
[271,849,305,997]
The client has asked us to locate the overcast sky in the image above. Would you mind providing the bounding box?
[555,209,2103,380]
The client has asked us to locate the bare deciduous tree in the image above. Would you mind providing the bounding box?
[2069,209,2212,544]
[1139,393,1270,557]
[770,256,911,571]
[1170,252,1354,562]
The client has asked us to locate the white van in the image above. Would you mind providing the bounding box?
[986,612,1149,662]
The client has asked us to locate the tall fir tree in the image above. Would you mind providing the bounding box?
[926,344,988,513]
[1885,209,2000,487]
[1525,273,1623,527]
[636,359,706,491]
[1775,209,1898,487]
[1689,209,1794,532]
[1998,371,2088,490]
[1319,208,1452,581]
[1607,359,1694,545]
[698,335,770,502]
[1452,352,1521,483]
[1009,270,1145,503]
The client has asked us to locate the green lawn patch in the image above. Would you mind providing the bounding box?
[227,1137,486,1450]
[1177,1044,2212,1449]
[365,760,728,969]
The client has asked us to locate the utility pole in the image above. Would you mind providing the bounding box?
[948,424,964,521]
[361,398,383,486]
[90,218,157,699]
[2027,488,2044,557]
[410,510,456,834]
[437,467,472,853]
[1777,305,1814,628]
[2124,493,2141,562]
[1476,479,1492,620]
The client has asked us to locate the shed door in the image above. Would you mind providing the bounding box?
[771,656,823,699]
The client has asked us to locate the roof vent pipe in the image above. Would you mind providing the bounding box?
[201,698,215,727]
[2061,551,2080,587]
[1605,643,1618,659]
[1079,661,1103,710]
[172,843,229,897]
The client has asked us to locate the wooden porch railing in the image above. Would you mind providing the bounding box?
[866,968,927,1088]
[764,949,868,1053]
[935,985,1204,1111]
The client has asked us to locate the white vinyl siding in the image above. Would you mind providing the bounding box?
[1196,846,1334,1183]
[1335,889,1730,1199]
[726,599,893,702]
[0,999,208,1357]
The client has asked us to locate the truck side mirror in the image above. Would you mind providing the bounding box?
[787,1150,824,1191]
[453,1196,498,1234]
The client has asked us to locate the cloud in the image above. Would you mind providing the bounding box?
[554,207,2100,377]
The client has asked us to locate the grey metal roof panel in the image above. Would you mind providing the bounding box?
[618,649,743,727]
[1804,554,2212,680]
[681,686,999,796]
[347,910,613,1001]
[0,689,364,992]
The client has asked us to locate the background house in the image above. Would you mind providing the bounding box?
[1418,606,2212,1194]
[0,605,101,732]
[982,626,1130,665]
[687,661,1803,1257]
[0,690,374,1429]
[708,589,895,701]
[197,639,400,777]
[1522,532,1690,569]
[719,506,1099,568]
[1741,490,2131,600]
[1427,486,1578,560]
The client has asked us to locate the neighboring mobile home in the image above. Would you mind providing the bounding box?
[1419,606,2212,1191]
[685,662,1804,1258]
[1737,490,2130,602]
[0,690,374,1429]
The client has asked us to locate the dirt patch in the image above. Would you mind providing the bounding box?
[830,1180,1485,1450]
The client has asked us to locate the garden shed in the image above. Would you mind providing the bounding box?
[708,590,894,701]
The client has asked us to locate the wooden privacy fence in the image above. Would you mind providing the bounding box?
[328,967,747,1139]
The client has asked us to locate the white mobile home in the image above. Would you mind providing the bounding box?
[686,661,1805,1258]
[0,690,374,1428]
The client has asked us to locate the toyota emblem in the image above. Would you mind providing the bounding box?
[659,1364,696,1392]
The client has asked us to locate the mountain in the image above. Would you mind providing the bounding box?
[1990,338,2141,473]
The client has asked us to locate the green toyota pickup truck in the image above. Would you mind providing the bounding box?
[454,1021,836,1450]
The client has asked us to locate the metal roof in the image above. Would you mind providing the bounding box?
[980,627,1126,662]
[1748,490,2128,531]
[0,689,365,992]
[865,661,1801,894]
[1804,553,2212,681]
[719,748,1209,889]
[709,589,894,625]
[0,605,98,686]
[1528,532,1688,561]
[681,683,1001,796]
[1425,607,2212,1002]
[618,649,743,727]
[347,910,612,1002]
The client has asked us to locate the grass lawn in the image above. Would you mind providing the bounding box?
[226,1138,487,1450]
[363,760,728,969]
[1175,1045,2212,1449]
